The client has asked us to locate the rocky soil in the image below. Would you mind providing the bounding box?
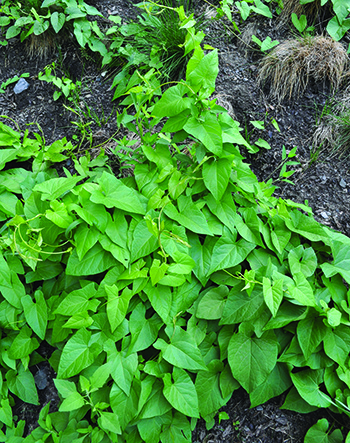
[1,0,350,441]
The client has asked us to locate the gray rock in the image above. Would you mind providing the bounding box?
[339,178,347,188]
[13,78,29,94]
[321,211,329,219]
[34,368,48,390]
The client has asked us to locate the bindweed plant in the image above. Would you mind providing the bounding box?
[38,62,82,101]
[1,47,350,443]
[103,3,208,101]
[0,0,107,56]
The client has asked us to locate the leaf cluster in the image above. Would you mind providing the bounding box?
[1,47,350,442]
[0,0,107,55]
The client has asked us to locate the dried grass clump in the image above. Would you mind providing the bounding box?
[313,87,350,156]
[26,33,56,59]
[258,36,348,102]
[237,22,257,56]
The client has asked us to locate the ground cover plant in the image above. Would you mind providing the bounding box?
[1,0,350,441]
[1,41,350,442]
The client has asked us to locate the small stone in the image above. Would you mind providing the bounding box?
[339,178,347,188]
[34,369,48,390]
[256,406,263,411]
[13,78,29,94]
[321,211,328,219]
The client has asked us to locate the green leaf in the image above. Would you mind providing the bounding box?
[54,379,78,398]
[90,171,147,214]
[0,398,13,428]
[163,367,199,418]
[163,197,212,236]
[291,13,307,33]
[138,379,172,419]
[99,234,130,267]
[33,19,50,35]
[290,369,331,408]
[105,284,132,333]
[304,418,343,443]
[188,233,213,286]
[162,109,190,132]
[110,382,139,430]
[323,326,350,367]
[6,25,22,39]
[33,176,82,200]
[281,386,318,413]
[143,282,172,324]
[160,412,192,443]
[54,282,97,316]
[73,19,91,46]
[285,211,329,243]
[202,157,231,201]
[168,251,195,275]
[98,411,122,435]
[186,49,218,95]
[297,315,327,360]
[153,84,192,118]
[332,0,350,23]
[59,392,85,412]
[66,243,116,276]
[209,230,255,274]
[184,112,222,155]
[58,328,100,378]
[262,277,283,317]
[50,12,65,33]
[8,325,39,359]
[21,290,47,340]
[288,245,317,278]
[105,340,137,396]
[154,326,207,371]
[220,287,265,325]
[131,219,159,263]
[287,272,316,307]
[197,286,228,320]
[45,200,73,228]
[105,210,128,250]
[7,364,39,405]
[260,37,279,52]
[327,16,350,41]
[205,192,237,235]
[321,241,350,284]
[252,0,272,17]
[128,303,162,354]
[149,259,169,286]
[0,255,22,309]
[228,331,278,392]
[232,211,264,247]
[74,224,100,260]
[250,363,292,407]
[195,360,229,418]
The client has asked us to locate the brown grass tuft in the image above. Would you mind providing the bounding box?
[313,85,350,156]
[258,35,348,102]
[26,33,56,59]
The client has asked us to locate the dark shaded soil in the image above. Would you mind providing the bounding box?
[1,1,350,441]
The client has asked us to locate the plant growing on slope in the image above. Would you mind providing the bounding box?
[0,0,107,57]
[102,2,207,101]
[1,46,350,443]
[258,35,348,102]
